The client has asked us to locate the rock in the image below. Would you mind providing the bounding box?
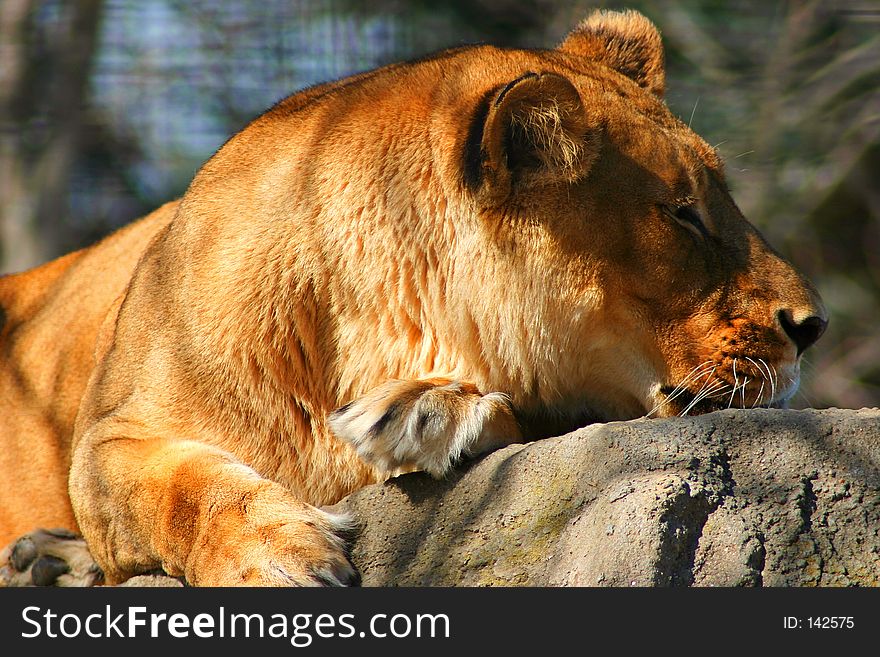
[337,408,880,586]
[118,574,183,587]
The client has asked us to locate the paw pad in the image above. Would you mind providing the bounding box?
[1,528,104,587]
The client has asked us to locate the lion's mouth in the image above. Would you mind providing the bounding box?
[648,376,788,417]
[647,355,796,418]
[654,384,783,417]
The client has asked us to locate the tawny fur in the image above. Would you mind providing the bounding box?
[0,10,825,586]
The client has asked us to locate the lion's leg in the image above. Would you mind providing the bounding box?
[69,433,357,586]
[329,378,523,477]
[0,528,103,587]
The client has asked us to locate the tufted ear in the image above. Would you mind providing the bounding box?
[474,71,598,203]
[559,9,665,97]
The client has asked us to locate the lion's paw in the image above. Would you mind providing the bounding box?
[0,528,104,587]
[188,502,359,587]
[329,378,522,477]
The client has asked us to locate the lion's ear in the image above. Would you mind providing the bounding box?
[559,9,665,97]
[476,72,597,203]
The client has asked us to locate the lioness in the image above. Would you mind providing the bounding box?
[0,10,826,586]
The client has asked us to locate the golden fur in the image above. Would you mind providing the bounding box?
[0,10,826,585]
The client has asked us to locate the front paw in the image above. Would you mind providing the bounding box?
[329,378,522,477]
[188,500,357,587]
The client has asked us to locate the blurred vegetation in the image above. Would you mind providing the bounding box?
[0,0,877,409]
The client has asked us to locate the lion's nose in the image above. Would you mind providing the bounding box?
[778,309,828,356]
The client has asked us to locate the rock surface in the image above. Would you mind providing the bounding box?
[335,408,880,586]
[118,574,183,587]
[92,408,879,587]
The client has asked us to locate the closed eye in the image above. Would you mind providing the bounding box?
[663,203,707,238]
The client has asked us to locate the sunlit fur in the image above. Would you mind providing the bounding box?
[0,9,825,586]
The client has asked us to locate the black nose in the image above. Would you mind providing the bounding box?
[778,310,828,356]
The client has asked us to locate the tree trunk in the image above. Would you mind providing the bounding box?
[0,0,104,274]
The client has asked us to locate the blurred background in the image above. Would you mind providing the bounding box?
[0,0,878,409]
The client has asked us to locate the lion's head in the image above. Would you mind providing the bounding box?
[431,10,826,423]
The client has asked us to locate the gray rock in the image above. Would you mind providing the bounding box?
[118,574,183,587]
[337,408,880,586]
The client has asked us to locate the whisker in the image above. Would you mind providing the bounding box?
[767,360,778,403]
[728,358,740,409]
[752,380,766,408]
[745,356,769,384]
[744,356,771,406]
[706,382,732,398]
[744,356,761,375]
[739,377,750,408]
[679,390,703,417]
[794,387,815,409]
[680,380,727,417]
[700,381,730,403]
[679,366,718,416]
[665,364,714,398]
[645,361,714,418]
[688,96,700,128]
[752,357,777,405]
